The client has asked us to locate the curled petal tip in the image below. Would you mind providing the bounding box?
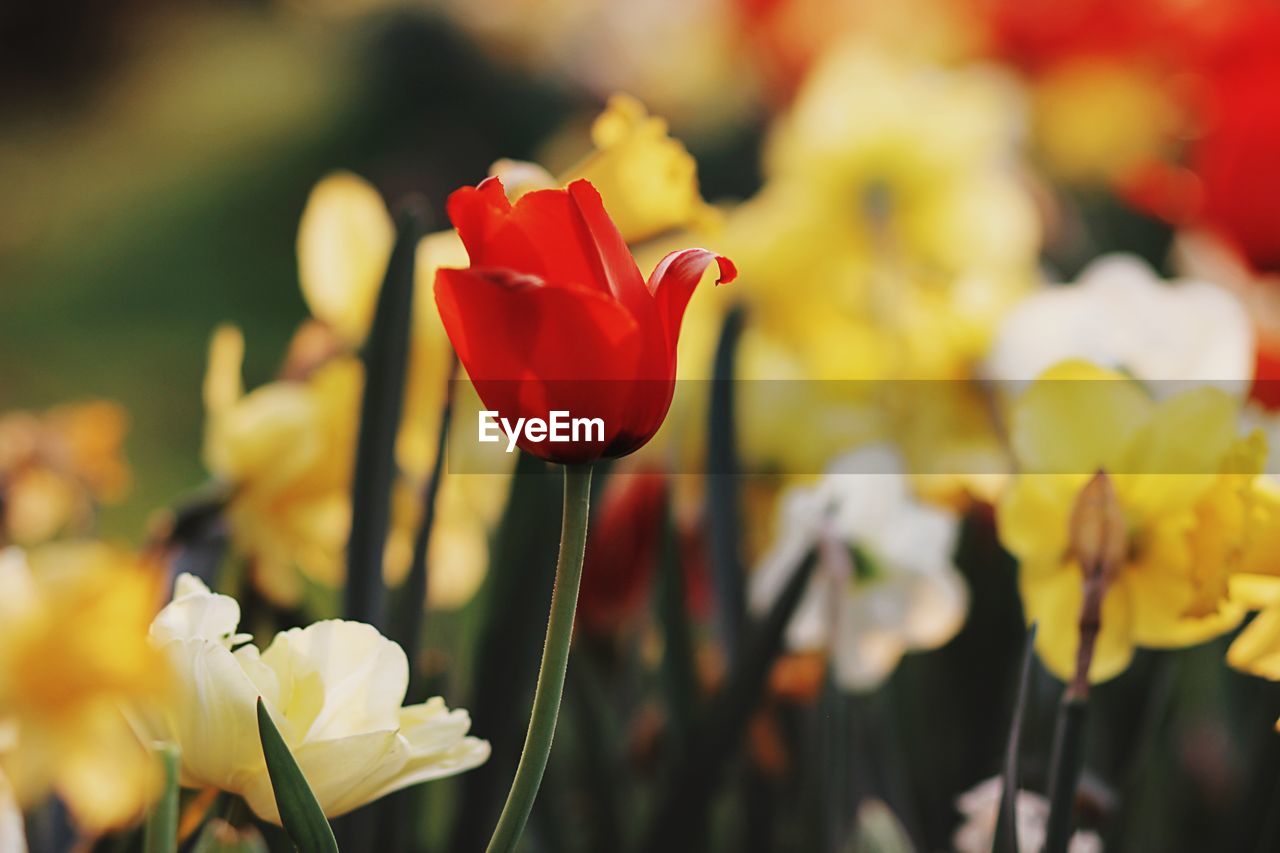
[713,254,737,285]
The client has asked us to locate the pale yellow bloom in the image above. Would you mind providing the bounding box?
[0,545,167,833]
[204,328,360,605]
[148,575,489,822]
[296,171,394,346]
[645,44,1036,503]
[998,361,1271,683]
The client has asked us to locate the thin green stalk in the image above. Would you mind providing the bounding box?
[994,623,1039,853]
[486,464,593,853]
[144,743,181,853]
[1044,697,1088,853]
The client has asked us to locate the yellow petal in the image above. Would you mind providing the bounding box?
[997,474,1088,563]
[1009,361,1151,476]
[203,325,245,416]
[1227,604,1280,680]
[1116,387,1238,523]
[1020,559,1134,683]
[296,171,393,345]
[562,93,717,243]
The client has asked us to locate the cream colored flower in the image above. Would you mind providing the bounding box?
[148,574,489,822]
[987,254,1253,396]
[203,328,361,605]
[748,446,967,692]
[953,776,1102,853]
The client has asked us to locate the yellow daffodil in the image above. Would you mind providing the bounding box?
[998,361,1270,683]
[0,544,167,833]
[722,41,1038,382]
[648,43,1036,509]
[1222,481,1280,725]
[148,574,489,822]
[0,402,130,546]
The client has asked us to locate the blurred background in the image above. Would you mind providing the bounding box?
[5,1,1280,851]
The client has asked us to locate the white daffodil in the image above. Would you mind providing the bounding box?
[748,446,967,693]
[148,574,489,823]
[986,254,1253,396]
[953,776,1103,853]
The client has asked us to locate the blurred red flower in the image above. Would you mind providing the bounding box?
[435,177,735,464]
[577,471,712,637]
[1186,4,1280,274]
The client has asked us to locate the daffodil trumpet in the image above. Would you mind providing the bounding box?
[485,464,593,853]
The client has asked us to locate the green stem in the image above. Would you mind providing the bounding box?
[143,743,180,853]
[486,463,593,853]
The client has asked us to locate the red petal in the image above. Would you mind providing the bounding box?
[646,248,737,366]
[434,266,645,462]
[565,180,651,318]
[444,177,646,303]
[446,177,543,275]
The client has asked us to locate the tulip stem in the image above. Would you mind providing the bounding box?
[486,463,593,853]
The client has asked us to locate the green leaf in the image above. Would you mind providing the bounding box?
[255,698,340,853]
[1044,696,1089,853]
[706,303,748,660]
[343,202,426,628]
[143,742,180,853]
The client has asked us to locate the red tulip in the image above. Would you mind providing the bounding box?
[435,177,735,463]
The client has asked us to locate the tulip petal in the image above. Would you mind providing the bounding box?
[241,727,403,822]
[435,266,644,459]
[646,248,737,372]
[260,621,409,742]
[158,638,266,790]
[447,177,647,307]
[564,179,651,316]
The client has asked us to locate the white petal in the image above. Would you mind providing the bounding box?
[150,574,244,646]
[159,638,266,791]
[987,253,1253,394]
[260,620,409,742]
